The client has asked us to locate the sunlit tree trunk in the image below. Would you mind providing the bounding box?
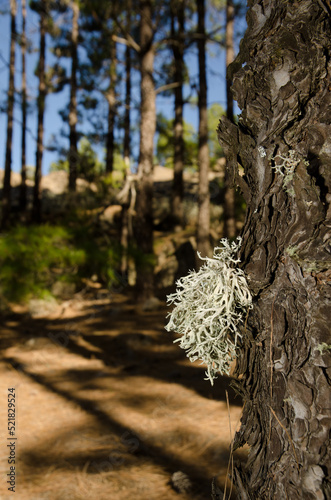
[171,0,185,229]
[1,0,17,230]
[32,11,46,223]
[123,1,131,171]
[19,0,27,212]
[223,0,236,239]
[135,0,155,300]
[196,0,210,259]
[105,39,117,174]
[217,0,331,497]
[68,0,79,192]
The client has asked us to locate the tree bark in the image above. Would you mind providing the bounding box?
[217,1,331,497]
[123,1,132,171]
[19,0,27,212]
[68,0,79,192]
[135,0,155,300]
[223,0,236,239]
[171,0,185,229]
[32,11,46,223]
[1,0,16,230]
[197,0,210,260]
[105,39,117,175]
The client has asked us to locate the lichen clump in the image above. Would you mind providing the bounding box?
[165,237,252,384]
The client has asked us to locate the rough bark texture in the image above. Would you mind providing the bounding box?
[106,39,117,174]
[20,0,27,212]
[217,1,331,498]
[197,0,210,260]
[68,0,79,192]
[135,0,155,300]
[32,11,46,223]
[1,0,16,229]
[223,0,236,239]
[171,0,185,229]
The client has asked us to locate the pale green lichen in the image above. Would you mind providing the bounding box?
[271,149,309,197]
[316,343,331,354]
[165,237,252,385]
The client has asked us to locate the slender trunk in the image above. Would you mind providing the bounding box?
[1,0,16,230]
[32,13,46,223]
[120,4,132,276]
[135,0,155,300]
[123,1,131,171]
[105,39,117,175]
[217,1,331,497]
[20,0,27,212]
[171,0,185,229]
[68,0,79,192]
[223,0,236,239]
[196,0,210,260]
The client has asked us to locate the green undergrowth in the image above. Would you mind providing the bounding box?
[0,222,122,303]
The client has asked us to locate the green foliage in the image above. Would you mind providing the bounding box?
[208,103,225,166]
[50,137,104,182]
[0,222,122,303]
[156,105,225,170]
[156,113,198,169]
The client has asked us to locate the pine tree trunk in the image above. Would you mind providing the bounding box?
[105,39,117,175]
[19,0,27,212]
[223,0,236,239]
[217,1,331,497]
[1,0,16,229]
[32,12,46,223]
[68,0,79,192]
[171,0,185,229]
[197,0,210,260]
[123,1,131,171]
[135,0,155,300]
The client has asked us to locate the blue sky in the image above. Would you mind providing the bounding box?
[0,2,246,175]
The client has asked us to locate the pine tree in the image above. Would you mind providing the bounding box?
[218,0,331,496]
[196,0,210,259]
[1,0,17,229]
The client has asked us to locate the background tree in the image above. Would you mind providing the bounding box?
[19,0,27,211]
[170,0,185,229]
[217,0,331,497]
[196,0,210,259]
[223,0,236,238]
[1,0,17,229]
[31,2,47,223]
[68,0,79,191]
[134,0,156,300]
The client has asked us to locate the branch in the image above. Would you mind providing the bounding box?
[111,34,140,53]
[155,81,181,95]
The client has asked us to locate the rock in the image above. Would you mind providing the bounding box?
[170,471,192,494]
[100,205,122,224]
[155,256,178,289]
[28,297,59,318]
[141,296,163,311]
[51,281,76,299]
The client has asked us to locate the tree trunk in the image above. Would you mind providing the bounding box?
[32,11,46,223]
[223,0,236,239]
[1,0,16,230]
[123,1,131,171]
[217,1,331,498]
[68,0,79,192]
[105,39,117,175]
[196,0,210,260]
[135,0,155,300]
[171,0,185,229]
[19,0,27,212]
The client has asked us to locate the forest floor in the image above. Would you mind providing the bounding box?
[0,287,247,500]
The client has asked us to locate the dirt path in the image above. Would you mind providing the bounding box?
[0,290,245,500]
